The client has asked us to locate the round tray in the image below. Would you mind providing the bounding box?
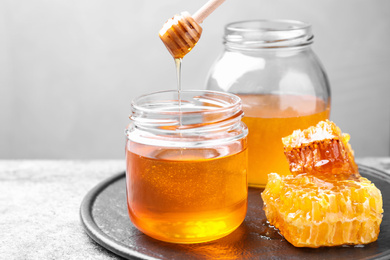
[80,164,390,260]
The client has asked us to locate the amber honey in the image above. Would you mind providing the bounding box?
[125,144,247,243]
[238,94,330,187]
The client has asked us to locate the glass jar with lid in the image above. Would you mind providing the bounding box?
[125,90,248,243]
[206,20,331,187]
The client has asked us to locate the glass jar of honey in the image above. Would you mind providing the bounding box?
[125,90,248,243]
[206,20,331,188]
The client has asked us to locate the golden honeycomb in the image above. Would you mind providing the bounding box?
[261,120,383,247]
[282,120,359,177]
[262,173,383,247]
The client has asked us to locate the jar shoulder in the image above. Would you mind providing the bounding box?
[206,48,330,98]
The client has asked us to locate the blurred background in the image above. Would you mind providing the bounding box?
[1,0,389,159]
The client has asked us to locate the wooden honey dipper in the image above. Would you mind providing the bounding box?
[159,0,226,59]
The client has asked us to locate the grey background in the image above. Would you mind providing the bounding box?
[1,0,389,159]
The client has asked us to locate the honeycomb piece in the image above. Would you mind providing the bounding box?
[282,120,359,176]
[261,172,383,248]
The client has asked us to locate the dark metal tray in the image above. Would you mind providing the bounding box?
[80,164,390,260]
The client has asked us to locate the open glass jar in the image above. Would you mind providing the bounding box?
[206,20,331,187]
[125,90,248,244]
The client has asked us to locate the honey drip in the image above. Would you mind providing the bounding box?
[174,58,182,127]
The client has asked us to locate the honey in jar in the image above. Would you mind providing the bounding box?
[206,20,331,187]
[125,90,248,243]
[239,94,330,186]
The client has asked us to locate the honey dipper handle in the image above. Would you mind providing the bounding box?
[192,0,226,24]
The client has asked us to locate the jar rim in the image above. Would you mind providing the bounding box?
[225,19,311,33]
[131,89,242,115]
[127,90,247,147]
[224,19,313,49]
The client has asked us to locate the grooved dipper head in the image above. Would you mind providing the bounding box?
[159,12,203,59]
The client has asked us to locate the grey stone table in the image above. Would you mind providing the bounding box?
[1,158,390,260]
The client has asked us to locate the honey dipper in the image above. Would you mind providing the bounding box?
[159,0,226,59]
